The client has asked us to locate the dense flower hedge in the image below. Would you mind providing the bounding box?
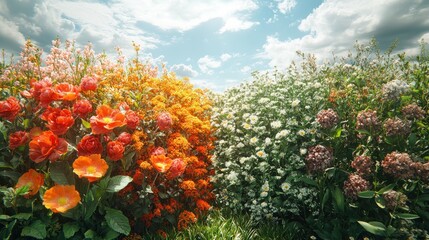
[212,41,429,239]
[0,40,214,239]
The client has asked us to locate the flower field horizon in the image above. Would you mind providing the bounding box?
[1,39,429,239]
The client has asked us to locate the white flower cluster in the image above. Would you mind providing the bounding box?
[381,79,410,100]
[212,69,327,223]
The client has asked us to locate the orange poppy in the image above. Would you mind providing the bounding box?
[89,105,126,134]
[55,83,79,101]
[72,154,108,182]
[29,131,68,163]
[15,169,44,198]
[150,155,173,173]
[43,185,81,213]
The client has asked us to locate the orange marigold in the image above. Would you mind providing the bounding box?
[150,155,172,173]
[72,154,108,182]
[43,185,81,213]
[139,161,153,170]
[90,105,126,134]
[178,210,197,231]
[15,169,44,198]
[180,180,196,190]
[196,199,211,211]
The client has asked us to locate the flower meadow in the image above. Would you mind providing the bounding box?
[0,40,214,239]
[212,41,429,239]
[1,39,429,240]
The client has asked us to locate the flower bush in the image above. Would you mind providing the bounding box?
[212,40,429,239]
[0,39,214,239]
[212,62,328,223]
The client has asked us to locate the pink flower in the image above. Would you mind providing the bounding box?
[157,112,173,131]
[80,76,97,91]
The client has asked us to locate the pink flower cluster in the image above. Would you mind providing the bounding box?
[316,108,339,129]
[305,145,333,174]
[343,174,370,201]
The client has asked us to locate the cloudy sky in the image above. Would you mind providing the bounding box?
[1,0,429,92]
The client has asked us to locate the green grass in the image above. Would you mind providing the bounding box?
[140,210,307,240]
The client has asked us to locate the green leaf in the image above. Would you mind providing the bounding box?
[377,184,395,194]
[50,161,75,185]
[83,189,99,221]
[357,221,386,236]
[105,208,130,235]
[81,119,91,129]
[334,128,343,138]
[0,214,11,220]
[21,220,47,239]
[297,177,318,187]
[104,229,120,240]
[106,176,132,193]
[407,133,417,148]
[0,162,12,169]
[63,222,80,239]
[84,229,96,239]
[15,185,29,196]
[358,191,376,199]
[0,170,20,182]
[11,213,32,220]
[332,187,345,213]
[1,219,16,240]
[375,196,386,209]
[121,151,135,171]
[395,213,420,220]
[321,188,330,211]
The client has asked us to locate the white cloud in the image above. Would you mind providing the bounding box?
[170,64,199,78]
[220,53,232,61]
[241,66,251,73]
[198,55,222,74]
[111,0,259,32]
[277,0,297,14]
[260,0,429,68]
[219,17,259,33]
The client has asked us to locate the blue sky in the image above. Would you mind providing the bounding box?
[1,0,428,92]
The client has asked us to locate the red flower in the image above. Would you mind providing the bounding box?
[157,112,173,131]
[40,107,75,135]
[0,96,21,121]
[125,110,139,129]
[30,79,52,100]
[73,99,93,118]
[55,83,79,101]
[39,87,58,107]
[107,140,125,161]
[90,105,126,134]
[77,135,102,156]
[150,147,166,156]
[80,76,97,91]
[9,131,29,149]
[117,132,132,146]
[166,158,186,180]
[15,169,44,198]
[29,131,68,163]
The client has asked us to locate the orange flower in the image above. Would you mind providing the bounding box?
[139,161,153,170]
[40,107,75,135]
[43,185,81,213]
[9,131,29,149]
[150,155,172,173]
[55,83,79,101]
[15,169,44,198]
[0,96,21,121]
[29,131,68,163]
[180,180,196,190]
[196,199,211,211]
[90,105,125,134]
[73,154,108,182]
[177,210,197,230]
